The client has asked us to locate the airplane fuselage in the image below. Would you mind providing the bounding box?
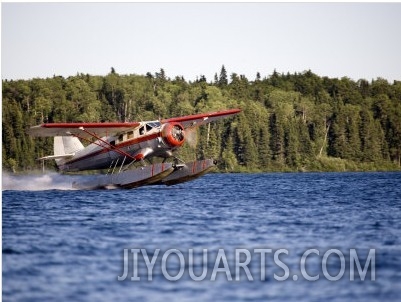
[58,121,183,172]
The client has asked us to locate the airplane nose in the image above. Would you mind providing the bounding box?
[161,122,185,147]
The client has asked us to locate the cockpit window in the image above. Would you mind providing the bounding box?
[148,122,161,128]
[139,122,161,135]
[146,122,161,131]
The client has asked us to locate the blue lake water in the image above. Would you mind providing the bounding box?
[2,172,401,301]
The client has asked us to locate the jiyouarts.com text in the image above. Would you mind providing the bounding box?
[117,248,375,282]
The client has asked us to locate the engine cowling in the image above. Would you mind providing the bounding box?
[161,122,185,147]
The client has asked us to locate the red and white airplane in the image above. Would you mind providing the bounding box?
[28,109,241,189]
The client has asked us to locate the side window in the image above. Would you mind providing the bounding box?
[139,126,145,135]
[146,124,153,132]
[127,131,134,139]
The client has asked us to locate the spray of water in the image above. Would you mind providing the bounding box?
[2,172,79,191]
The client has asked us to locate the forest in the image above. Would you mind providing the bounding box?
[2,66,401,173]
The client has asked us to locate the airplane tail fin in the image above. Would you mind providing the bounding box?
[53,136,84,166]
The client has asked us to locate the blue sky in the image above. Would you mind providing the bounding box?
[2,2,401,82]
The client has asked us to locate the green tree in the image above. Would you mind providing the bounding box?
[218,65,228,87]
[269,111,285,164]
[359,108,382,162]
[284,120,299,167]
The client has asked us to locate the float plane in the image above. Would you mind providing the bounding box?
[28,109,241,189]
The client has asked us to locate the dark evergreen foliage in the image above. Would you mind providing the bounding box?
[2,69,401,172]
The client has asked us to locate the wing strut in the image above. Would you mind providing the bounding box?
[75,127,138,162]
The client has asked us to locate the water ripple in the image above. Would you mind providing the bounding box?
[3,172,401,301]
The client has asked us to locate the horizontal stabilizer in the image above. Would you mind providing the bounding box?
[37,154,74,161]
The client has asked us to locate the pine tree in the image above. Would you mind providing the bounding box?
[328,110,348,159]
[220,135,238,171]
[258,127,271,169]
[284,120,300,168]
[359,108,382,162]
[218,65,228,87]
[269,112,285,164]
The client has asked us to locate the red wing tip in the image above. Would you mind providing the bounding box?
[209,108,241,114]
[226,108,241,113]
[213,108,241,114]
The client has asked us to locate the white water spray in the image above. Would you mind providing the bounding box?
[2,172,79,191]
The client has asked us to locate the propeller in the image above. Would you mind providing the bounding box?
[185,126,198,149]
[171,125,184,141]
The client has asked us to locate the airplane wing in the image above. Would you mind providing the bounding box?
[28,122,141,138]
[161,108,241,129]
[28,109,241,137]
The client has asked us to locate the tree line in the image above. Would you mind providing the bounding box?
[2,67,401,173]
